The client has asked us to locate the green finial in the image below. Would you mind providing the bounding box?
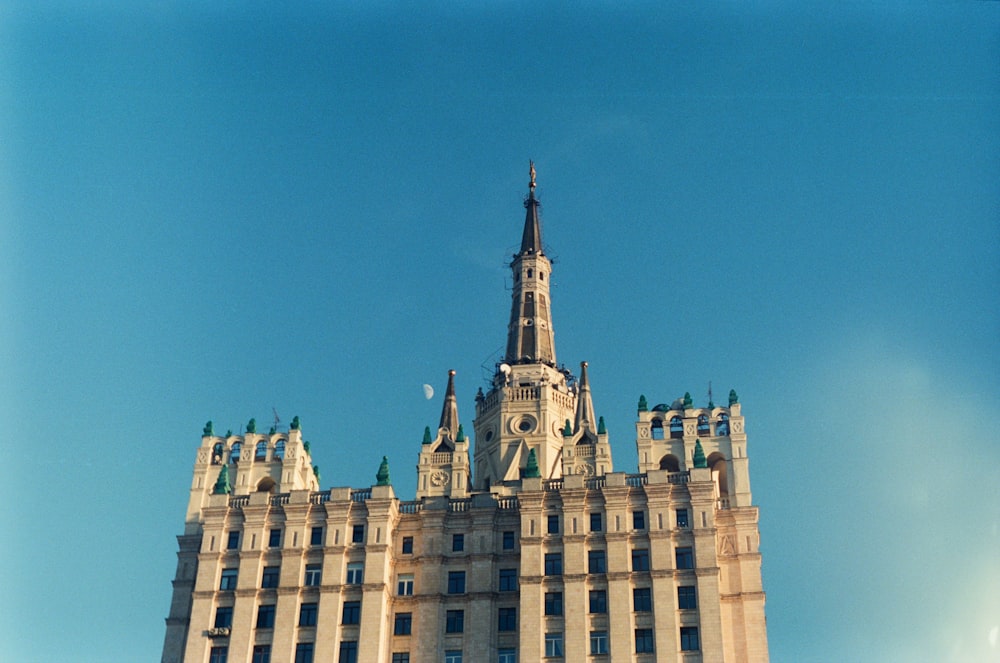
[246,418,256,434]
[422,426,432,444]
[597,416,606,435]
[376,456,391,486]
[524,448,541,478]
[268,425,276,435]
[683,392,693,409]
[563,419,573,436]
[693,439,707,468]
[638,394,648,412]
[225,429,232,438]
[313,464,321,483]
[456,424,465,442]
[212,464,232,495]
[303,440,311,453]
[203,420,214,437]
[290,415,300,430]
[729,389,739,406]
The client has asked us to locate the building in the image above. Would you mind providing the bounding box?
[161,165,769,663]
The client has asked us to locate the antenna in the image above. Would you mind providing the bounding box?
[708,381,714,407]
[272,407,281,430]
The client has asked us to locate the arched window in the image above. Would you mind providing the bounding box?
[255,440,268,460]
[212,443,224,465]
[669,416,684,439]
[716,414,730,436]
[659,454,680,472]
[274,439,285,460]
[697,414,710,436]
[708,453,729,496]
[527,268,533,278]
[257,477,276,493]
[230,442,241,464]
[651,418,664,440]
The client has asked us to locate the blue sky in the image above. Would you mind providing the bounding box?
[1,3,998,662]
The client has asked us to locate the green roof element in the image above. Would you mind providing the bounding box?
[268,425,276,435]
[246,418,256,434]
[683,392,693,409]
[376,456,391,486]
[524,448,541,478]
[422,426,432,444]
[456,424,465,442]
[225,430,232,438]
[313,465,321,483]
[729,389,739,406]
[563,419,573,436]
[693,439,707,468]
[203,420,214,437]
[212,464,231,495]
[290,416,300,430]
[597,416,606,435]
[637,394,648,412]
[303,440,311,453]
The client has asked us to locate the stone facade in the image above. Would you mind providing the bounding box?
[161,167,769,663]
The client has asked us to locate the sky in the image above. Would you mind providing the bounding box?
[1,2,998,662]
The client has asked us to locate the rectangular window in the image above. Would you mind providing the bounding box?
[544,553,562,576]
[214,606,233,628]
[544,592,563,616]
[342,601,360,625]
[346,562,364,584]
[498,649,516,663]
[391,655,410,663]
[209,646,228,663]
[502,531,515,550]
[678,585,697,609]
[226,530,239,550]
[545,632,564,658]
[310,526,324,546]
[294,643,314,663]
[589,512,602,532]
[635,628,654,653]
[680,626,700,651]
[445,651,462,663]
[588,550,606,573]
[352,524,365,544]
[261,566,280,588]
[499,568,518,591]
[304,563,322,586]
[251,645,271,663]
[590,631,609,655]
[498,606,517,631]
[447,570,466,594]
[676,508,689,528]
[256,604,275,629]
[633,510,646,530]
[269,528,281,547]
[445,609,464,633]
[547,514,559,534]
[220,568,238,590]
[402,536,413,554]
[397,573,414,596]
[632,549,650,572]
[299,602,318,626]
[452,533,464,551]
[589,589,607,614]
[338,641,357,663]
[394,612,412,635]
[633,587,652,612]
[675,547,694,570]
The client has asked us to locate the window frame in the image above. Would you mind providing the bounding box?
[675,546,694,570]
[447,570,466,594]
[589,589,607,614]
[544,632,564,658]
[251,644,271,663]
[219,568,238,590]
[310,526,324,546]
[633,587,652,612]
[342,600,361,625]
[268,528,281,547]
[346,562,364,584]
[635,628,655,654]
[445,609,465,633]
[632,548,650,572]
[401,536,414,554]
[299,602,318,627]
[544,553,562,576]
[678,585,697,609]
[544,591,563,616]
[680,626,700,651]
[590,630,609,655]
[214,605,233,628]
[393,612,412,636]
[498,606,517,631]
[352,524,365,544]
[589,512,602,532]
[498,568,518,592]
[304,563,322,586]
[452,533,464,551]
[397,573,414,596]
[261,565,280,588]
[588,549,607,574]
[633,510,646,530]
[256,604,276,629]
[547,514,560,534]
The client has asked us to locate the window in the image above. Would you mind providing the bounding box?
[445,609,464,633]
[299,602,318,626]
[352,524,365,544]
[547,514,559,534]
[342,601,360,625]
[391,655,410,663]
[346,562,364,584]
[394,612,412,635]
[651,418,665,439]
[447,571,466,594]
[402,536,413,554]
[452,533,464,551]
[590,631,608,655]
[209,647,228,663]
[269,528,281,547]
[498,649,516,663]
[230,442,241,463]
[545,632,564,657]
[633,587,652,612]
[544,592,563,616]
[310,527,324,546]
[680,626,700,651]
[338,641,357,663]
[261,566,280,588]
[502,531,515,550]
[499,568,518,591]
[544,553,562,576]
[589,589,607,613]
[226,531,240,550]
[633,510,646,530]
[716,414,730,436]
[255,440,268,459]
[220,568,238,590]
[589,512,602,532]
[213,443,224,464]
[676,508,689,528]
[256,604,275,629]
[445,651,462,663]
[304,563,321,586]
[675,547,694,570]
[678,585,697,609]
[397,573,414,596]
[214,606,233,628]
[588,550,606,573]
[251,645,271,663]
[669,416,684,439]
[294,643,314,663]
[635,628,654,653]
[632,549,650,572]
[498,606,516,631]
[697,414,710,435]
[274,439,285,459]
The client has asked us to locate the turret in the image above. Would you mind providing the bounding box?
[416,370,471,498]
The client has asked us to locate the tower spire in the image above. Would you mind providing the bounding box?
[438,369,460,441]
[520,160,542,254]
[574,361,597,433]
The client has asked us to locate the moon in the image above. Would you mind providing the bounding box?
[422,384,434,400]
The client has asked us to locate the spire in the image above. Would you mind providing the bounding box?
[212,464,231,495]
[438,370,460,439]
[520,161,543,255]
[524,447,541,478]
[376,456,390,486]
[574,361,597,433]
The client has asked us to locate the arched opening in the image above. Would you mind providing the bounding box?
[659,454,680,472]
[212,443,224,465]
[707,452,729,497]
[651,418,664,440]
[230,441,241,464]
[274,439,286,460]
[716,414,730,436]
[255,441,268,460]
[256,477,277,493]
[669,416,684,439]
[697,414,710,436]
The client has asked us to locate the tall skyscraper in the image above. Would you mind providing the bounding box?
[161,165,769,663]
